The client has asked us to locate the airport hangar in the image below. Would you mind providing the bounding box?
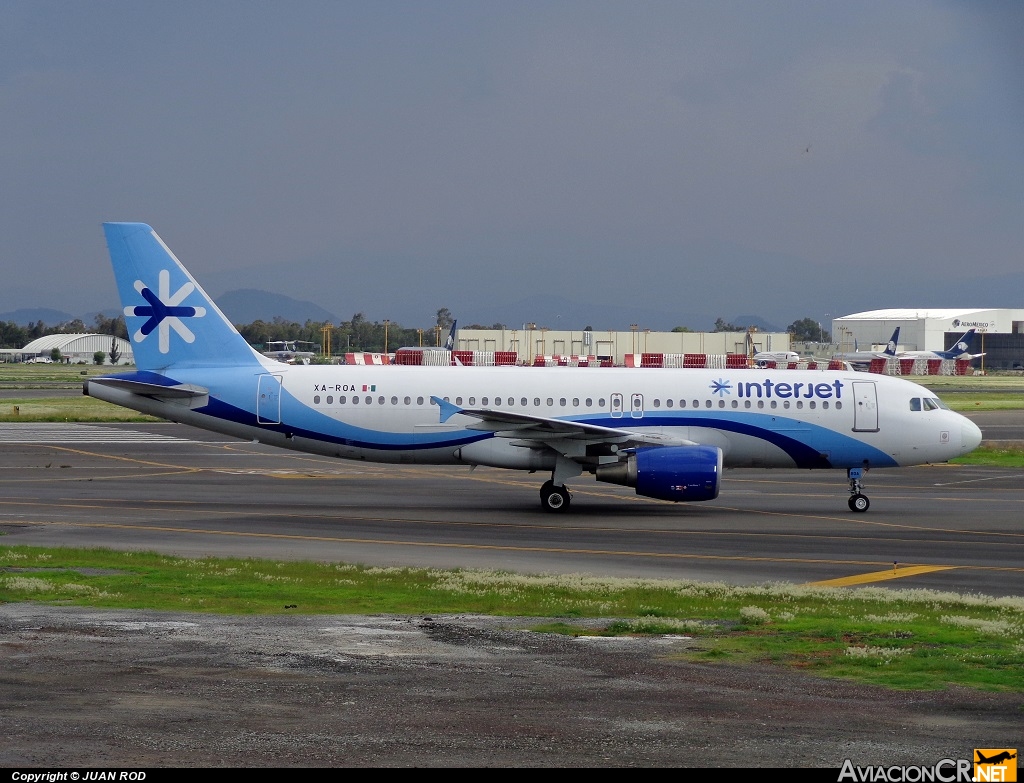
[832,309,1024,370]
[12,333,134,365]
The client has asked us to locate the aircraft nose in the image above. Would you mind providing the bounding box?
[961,418,983,453]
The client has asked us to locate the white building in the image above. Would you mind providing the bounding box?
[20,333,134,364]
[833,309,1023,351]
[455,327,791,366]
[833,309,1024,369]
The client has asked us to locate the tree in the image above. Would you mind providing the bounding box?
[436,307,454,331]
[671,326,693,333]
[109,338,121,365]
[50,347,62,362]
[713,318,746,332]
[788,317,830,342]
[93,351,106,365]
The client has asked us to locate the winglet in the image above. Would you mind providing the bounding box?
[431,395,462,423]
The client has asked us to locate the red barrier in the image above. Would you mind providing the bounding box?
[683,353,706,368]
[641,353,664,368]
[725,353,747,369]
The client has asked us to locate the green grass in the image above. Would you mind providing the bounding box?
[950,446,1024,467]
[3,545,1024,692]
[0,396,159,422]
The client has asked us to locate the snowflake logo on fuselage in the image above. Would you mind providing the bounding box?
[710,378,732,397]
[124,269,207,354]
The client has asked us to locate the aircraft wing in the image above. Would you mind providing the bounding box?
[431,396,696,449]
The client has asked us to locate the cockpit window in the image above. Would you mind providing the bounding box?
[909,398,922,412]
[932,397,949,410]
[923,398,940,411]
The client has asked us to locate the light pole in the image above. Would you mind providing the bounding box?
[383,319,390,354]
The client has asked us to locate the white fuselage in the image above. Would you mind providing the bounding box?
[88,364,981,473]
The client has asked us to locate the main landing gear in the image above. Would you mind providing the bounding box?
[847,466,870,512]
[540,480,572,512]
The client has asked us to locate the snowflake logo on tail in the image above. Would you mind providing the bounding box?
[124,269,207,354]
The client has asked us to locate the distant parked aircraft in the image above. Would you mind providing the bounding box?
[831,328,900,370]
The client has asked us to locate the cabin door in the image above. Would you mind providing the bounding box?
[851,381,879,432]
[257,374,283,424]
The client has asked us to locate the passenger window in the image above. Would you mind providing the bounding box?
[522,398,528,406]
[731,400,737,408]
[705,400,712,408]
[679,400,686,408]
[534,398,541,407]
[468,397,476,406]
[391,396,398,405]
[743,400,750,408]
[910,398,922,412]
[314,395,320,404]
[339,396,346,404]
[367,396,373,405]
[783,401,790,409]
[809,401,816,409]
[835,401,842,410]
[796,401,803,409]
[559,398,566,406]
[653,399,661,408]
[598,398,606,407]
[694,400,700,408]
[572,398,579,407]
[327,395,334,404]
[757,400,764,409]
[770,401,777,409]
[404,396,411,405]
[546,398,553,406]
[666,399,673,408]
[456,397,463,405]
[585,398,593,407]
[418,397,424,405]
[481,397,488,406]
[822,401,829,409]
[718,400,725,408]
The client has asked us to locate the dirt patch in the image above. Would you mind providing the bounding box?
[1,604,1020,767]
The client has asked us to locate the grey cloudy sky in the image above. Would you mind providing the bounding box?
[1,1,1021,330]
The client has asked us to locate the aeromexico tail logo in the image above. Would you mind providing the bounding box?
[124,269,207,353]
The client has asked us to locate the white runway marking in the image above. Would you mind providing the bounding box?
[0,423,192,444]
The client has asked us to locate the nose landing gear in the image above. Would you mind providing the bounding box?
[847,466,870,512]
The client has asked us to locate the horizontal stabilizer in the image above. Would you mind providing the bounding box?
[86,377,209,399]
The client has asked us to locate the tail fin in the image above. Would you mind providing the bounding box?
[103,223,264,371]
[881,327,900,357]
[444,320,457,351]
[946,328,976,358]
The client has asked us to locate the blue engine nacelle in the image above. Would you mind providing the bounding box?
[595,445,723,502]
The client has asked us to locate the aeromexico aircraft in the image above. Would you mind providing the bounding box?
[88,223,983,514]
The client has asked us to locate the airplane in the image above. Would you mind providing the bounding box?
[893,328,986,361]
[752,351,800,368]
[830,328,900,370]
[87,223,983,514]
[975,751,1016,765]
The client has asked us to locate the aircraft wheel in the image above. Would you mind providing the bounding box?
[848,493,870,513]
[541,484,571,512]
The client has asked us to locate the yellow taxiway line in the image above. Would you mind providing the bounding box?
[809,564,957,587]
